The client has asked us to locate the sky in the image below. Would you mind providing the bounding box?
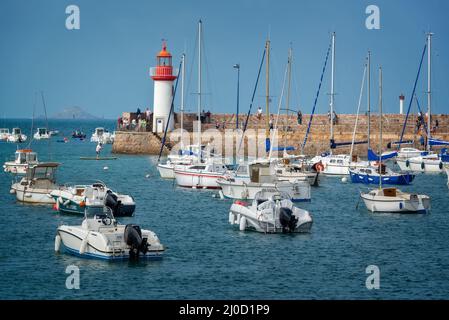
[0,0,448,119]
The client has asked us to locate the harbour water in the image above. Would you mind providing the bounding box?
[1,119,449,299]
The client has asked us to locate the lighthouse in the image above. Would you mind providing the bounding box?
[399,94,405,114]
[150,42,178,133]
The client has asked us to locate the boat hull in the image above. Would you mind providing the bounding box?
[174,170,225,189]
[396,157,444,173]
[218,180,311,202]
[157,163,175,179]
[12,184,55,204]
[360,193,431,214]
[349,171,415,185]
[3,163,29,174]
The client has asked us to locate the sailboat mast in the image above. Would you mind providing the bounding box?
[379,67,383,190]
[181,53,185,148]
[286,46,292,118]
[330,32,336,147]
[197,20,202,151]
[367,50,371,150]
[265,40,270,140]
[427,32,432,151]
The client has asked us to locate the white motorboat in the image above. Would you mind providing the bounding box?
[309,153,367,176]
[90,127,114,144]
[157,145,210,179]
[360,187,430,214]
[55,206,164,260]
[228,191,313,233]
[7,128,27,143]
[217,161,311,202]
[444,163,449,187]
[50,182,135,216]
[0,128,10,141]
[174,161,228,189]
[33,128,51,140]
[10,162,59,204]
[274,160,319,186]
[3,149,39,174]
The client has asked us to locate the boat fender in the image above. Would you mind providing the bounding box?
[228,212,234,224]
[79,236,89,255]
[421,162,425,170]
[54,234,61,252]
[239,217,247,231]
[9,189,15,194]
[79,201,86,207]
[405,160,410,167]
[439,162,443,170]
[399,202,403,210]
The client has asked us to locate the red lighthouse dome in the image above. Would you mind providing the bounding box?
[150,41,177,81]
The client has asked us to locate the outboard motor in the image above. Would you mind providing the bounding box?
[279,207,298,233]
[105,190,121,216]
[124,224,148,260]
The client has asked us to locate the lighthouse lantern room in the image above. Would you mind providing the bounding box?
[150,41,178,133]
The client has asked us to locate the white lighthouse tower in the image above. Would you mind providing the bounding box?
[150,42,178,133]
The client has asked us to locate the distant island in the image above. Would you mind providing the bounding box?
[45,106,100,120]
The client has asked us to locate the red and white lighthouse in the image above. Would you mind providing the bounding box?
[150,42,178,133]
[399,94,405,115]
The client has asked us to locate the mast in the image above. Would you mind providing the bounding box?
[286,45,292,118]
[197,20,202,152]
[426,32,433,151]
[265,40,270,141]
[330,32,336,149]
[180,53,185,149]
[378,67,383,190]
[367,50,371,150]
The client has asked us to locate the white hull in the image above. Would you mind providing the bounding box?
[57,225,164,260]
[276,172,319,186]
[218,179,311,202]
[11,185,55,204]
[396,157,443,173]
[445,166,449,187]
[34,134,51,140]
[7,135,27,143]
[175,170,225,189]
[157,163,175,179]
[3,163,29,174]
[361,190,430,213]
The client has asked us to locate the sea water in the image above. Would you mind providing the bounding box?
[0,119,449,299]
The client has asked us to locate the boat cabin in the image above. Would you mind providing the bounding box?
[249,162,274,183]
[37,128,49,136]
[26,162,59,183]
[15,149,38,164]
[12,128,22,135]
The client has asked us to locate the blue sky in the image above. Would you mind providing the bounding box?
[0,0,448,119]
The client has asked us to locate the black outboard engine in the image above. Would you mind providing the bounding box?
[105,190,121,216]
[279,207,298,233]
[124,224,148,260]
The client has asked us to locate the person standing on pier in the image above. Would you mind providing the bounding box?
[297,110,302,125]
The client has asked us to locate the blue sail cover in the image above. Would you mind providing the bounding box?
[271,146,295,151]
[367,149,398,161]
[429,138,449,146]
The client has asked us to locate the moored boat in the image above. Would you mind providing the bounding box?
[3,149,39,174]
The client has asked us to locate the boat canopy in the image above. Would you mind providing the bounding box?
[429,138,449,147]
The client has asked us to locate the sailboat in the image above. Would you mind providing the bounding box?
[396,33,447,173]
[173,20,229,188]
[309,33,367,176]
[360,68,431,214]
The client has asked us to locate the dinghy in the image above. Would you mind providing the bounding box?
[55,206,164,260]
[228,191,313,233]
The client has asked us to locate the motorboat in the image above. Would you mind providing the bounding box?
[90,127,114,144]
[274,159,319,186]
[228,191,313,233]
[7,128,27,143]
[349,164,415,185]
[360,187,430,214]
[10,162,59,204]
[3,149,39,174]
[0,128,10,141]
[72,130,86,139]
[33,128,51,140]
[157,144,210,179]
[55,206,164,260]
[50,182,135,216]
[174,160,228,189]
[309,153,367,176]
[217,161,311,202]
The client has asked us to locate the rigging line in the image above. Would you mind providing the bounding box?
[185,28,198,113]
[201,32,216,113]
[237,47,267,155]
[27,92,38,148]
[41,91,51,161]
[414,94,428,136]
[349,60,367,159]
[269,55,289,159]
[157,58,183,163]
[301,41,332,153]
[397,43,427,150]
